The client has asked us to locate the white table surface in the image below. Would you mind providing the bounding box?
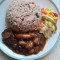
[0,0,60,60]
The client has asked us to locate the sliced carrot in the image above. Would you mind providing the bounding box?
[49,12,51,14]
[38,24,44,28]
[41,8,46,14]
[40,22,42,24]
[44,20,46,25]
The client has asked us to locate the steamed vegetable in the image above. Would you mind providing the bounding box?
[38,24,44,28]
[42,16,57,32]
[53,12,58,17]
[41,8,46,14]
[41,8,58,20]
[45,8,52,11]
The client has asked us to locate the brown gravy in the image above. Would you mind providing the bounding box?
[2,28,47,56]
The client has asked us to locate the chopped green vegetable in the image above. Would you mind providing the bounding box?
[51,12,54,17]
[47,22,53,28]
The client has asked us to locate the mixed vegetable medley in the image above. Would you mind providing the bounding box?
[38,8,58,38]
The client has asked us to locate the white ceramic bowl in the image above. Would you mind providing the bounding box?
[0,0,60,60]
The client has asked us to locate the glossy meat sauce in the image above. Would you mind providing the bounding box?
[2,28,47,56]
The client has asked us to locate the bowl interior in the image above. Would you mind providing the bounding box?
[0,0,60,60]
